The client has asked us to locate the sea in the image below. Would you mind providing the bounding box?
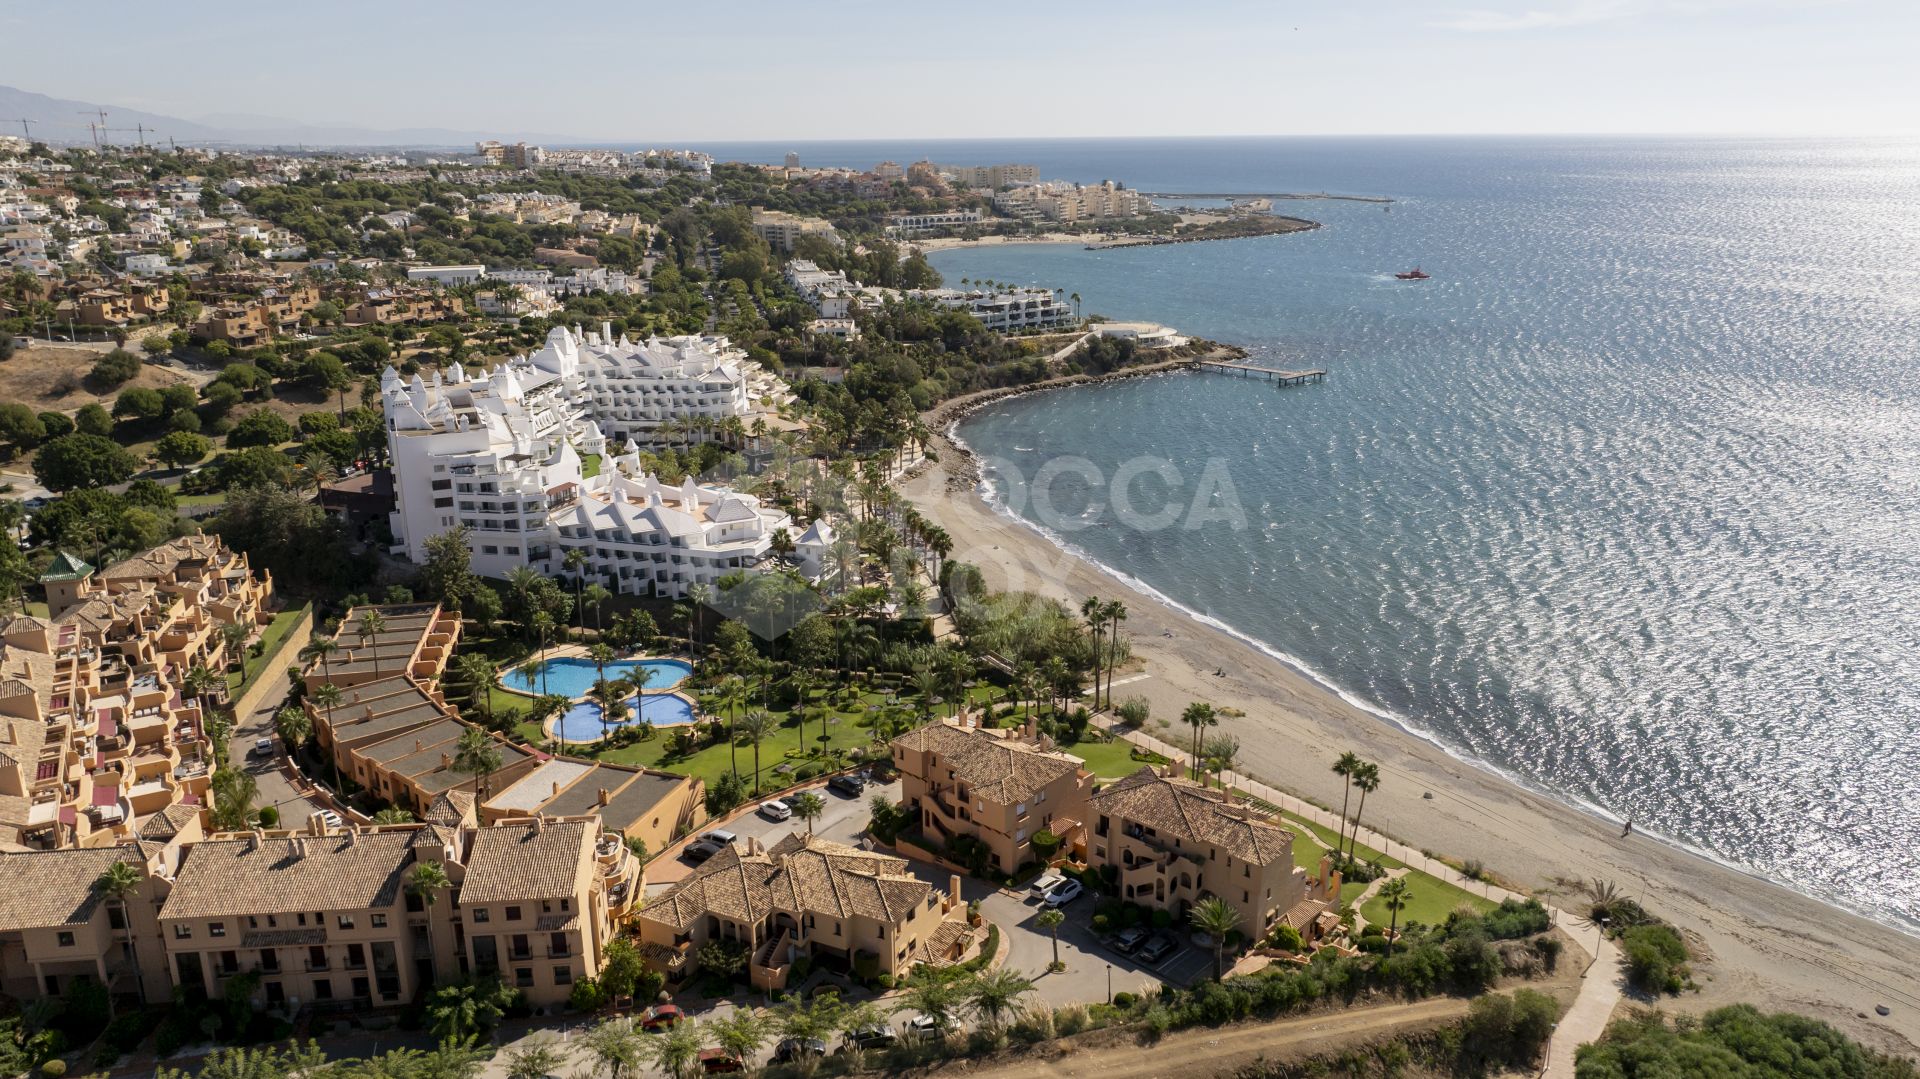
[700,136,1920,932]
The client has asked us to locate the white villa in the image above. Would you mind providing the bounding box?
[381,326,801,596]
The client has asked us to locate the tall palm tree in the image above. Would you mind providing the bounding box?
[588,643,615,690]
[274,706,311,752]
[737,710,778,796]
[687,582,713,646]
[1101,600,1127,708]
[300,637,338,686]
[1202,733,1240,789]
[1036,908,1066,970]
[1189,896,1242,981]
[1344,762,1381,864]
[312,682,344,792]
[1181,701,1217,782]
[790,791,825,836]
[967,968,1035,1036]
[504,566,541,642]
[1331,751,1362,867]
[357,609,387,678]
[93,859,146,1004]
[1080,597,1105,707]
[564,548,589,631]
[582,584,612,635]
[408,860,451,979]
[457,654,498,727]
[1378,877,1412,955]
[530,611,555,694]
[452,728,503,800]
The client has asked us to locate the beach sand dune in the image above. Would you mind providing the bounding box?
[905,373,1920,1057]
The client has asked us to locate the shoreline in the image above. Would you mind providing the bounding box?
[910,212,1318,254]
[899,366,1920,1057]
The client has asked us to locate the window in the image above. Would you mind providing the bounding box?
[55,931,74,947]
[247,916,259,929]
[514,967,534,988]
[337,914,355,930]
[173,924,192,939]
[471,908,489,923]
[371,913,387,928]
[209,922,226,937]
[482,545,499,555]
[553,966,572,985]
[504,906,521,922]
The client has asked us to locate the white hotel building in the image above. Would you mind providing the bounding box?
[382,326,794,595]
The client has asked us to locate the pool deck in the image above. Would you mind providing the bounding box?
[496,643,702,744]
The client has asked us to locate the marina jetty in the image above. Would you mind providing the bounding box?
[1190,357,1328,385]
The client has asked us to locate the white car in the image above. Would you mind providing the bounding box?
[1029,871,1066,898]
[252,737,275,758]
[1043,878,1084,907]
[901,1015,942,1041]
[759,798,793,821]
[312,809,344,831]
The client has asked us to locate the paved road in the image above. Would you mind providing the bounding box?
[225,664,324,828]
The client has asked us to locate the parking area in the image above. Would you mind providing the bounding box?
[647,772,904,889]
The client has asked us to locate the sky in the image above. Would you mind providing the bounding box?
[4,0,1916,140]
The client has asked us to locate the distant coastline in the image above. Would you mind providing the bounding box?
[911,211,1317,254]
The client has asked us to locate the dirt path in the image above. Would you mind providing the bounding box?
[951,997,1471,1079]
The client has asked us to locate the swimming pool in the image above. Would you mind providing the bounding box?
[553,693,697,742]
[501,656,691,698]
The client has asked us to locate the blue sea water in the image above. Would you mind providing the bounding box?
[707,135,1920,932]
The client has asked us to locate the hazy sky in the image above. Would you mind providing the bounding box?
[5,0,1915,139]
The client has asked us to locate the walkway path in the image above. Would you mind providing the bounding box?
[1091,716,1620,1070]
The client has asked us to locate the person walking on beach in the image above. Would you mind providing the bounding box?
[1622,819,1634,838]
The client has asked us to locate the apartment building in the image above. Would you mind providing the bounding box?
[300,606,702,856]
[993,180,1153,222]
[918,286,1075,333]
[192,284,322,346]
[73,282,171,327]
[1088,767,1310,938]
[382,328,793,595]
[884,210,983,235]
[0,538,274,852]
[637,834,971,991]
[890,720,1092,874]
[342,289,464,326]
[0,805,641,1011]
[940,163,1040,190]
[750,209,839,252]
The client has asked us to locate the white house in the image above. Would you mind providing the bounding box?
[406,265,486,286]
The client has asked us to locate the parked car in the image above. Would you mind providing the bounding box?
[901,1015,942,1041]
[1043,878,1084,907]
[641,1004,684,1031]
[759,798,793,821]
[311,809,344,831]
[1029,871,1066,898]
[251,737,275,758]
[1137,932,1178,964]
[841,1025,897,1051]
[1110,926,1149,954]
[683,830,738,862]
[771,1038,827,1064]
[696,1049,742,1074]
[827,772,867,797]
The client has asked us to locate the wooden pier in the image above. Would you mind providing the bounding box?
[1190,359,1328,386]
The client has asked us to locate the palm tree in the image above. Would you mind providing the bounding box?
[452,728,504,800]
[182,663,222,708]
[457,654,498,727]
[1101,600,1127,708]
[1344,762,1381,864]
[93,859,146,1004]
[1181,701,1217,781]
[790,790,825,836]
[1189,896,1242,981]
[273,706,310,752]
[738,709,778,796]
[967,968,1035,1035]
[357,609,387,678]
[564,548,589,631]
[1331,751,1362,867]
[582,583,612,635]
[312,682,344,792]
[505,565,541,642]
[687,582,713,646]
[531,611,556,694]
[895,970,967,1037]
[1080,597,1105,706]
[1202,733,1240,789]
[1378,877,1412,955]
[300,637,338,686]
[408,860,450,978]
[1036,908,1066,970]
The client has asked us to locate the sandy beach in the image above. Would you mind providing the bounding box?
[900,369,1920,1057]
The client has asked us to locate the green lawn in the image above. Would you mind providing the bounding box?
[229,605,309,696]
[1062,737,1167,781]
[176,492,228,508]
[1362,873,1495,929]
[581,452,602,478]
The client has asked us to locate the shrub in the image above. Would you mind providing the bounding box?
[255,806,279,827]
[1054,1004,1090,1035]
[1110,991,1137,1009]
[1621,923,1690,994]
[87,349,141,387]
[568,976,604,1012]
[1268,924,1305,952]
[41,1060,66,1078]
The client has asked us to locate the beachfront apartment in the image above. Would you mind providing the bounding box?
[890,719,1093,874]
[993,180,1154,222]
[382,327,796,597]
[885,210,984,235]
[299,604,703,862]
[784,259,1073,333]
[0,538,273,853]
[940,163,1040,189]
[1,800,642,1011]
[1088,767,1316,938]
[636,834,972,991]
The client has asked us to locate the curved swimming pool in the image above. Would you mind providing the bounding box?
[501,656,691,698]
[553,693,697,742]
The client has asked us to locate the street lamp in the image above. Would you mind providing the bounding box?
[1106,964,1112,1004]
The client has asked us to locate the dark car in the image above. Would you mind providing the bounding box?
[827,772,867,797]
[771,1038,827,1063]
[1137,932,1178,964]
[697,1049,743,1074]
[1110,927,1149,954]
[840,1025,896,1051]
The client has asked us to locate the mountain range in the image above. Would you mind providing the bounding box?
[0,85,586,150]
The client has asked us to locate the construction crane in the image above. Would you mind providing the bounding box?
[10,118,34,139]
[78,109,108,147]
